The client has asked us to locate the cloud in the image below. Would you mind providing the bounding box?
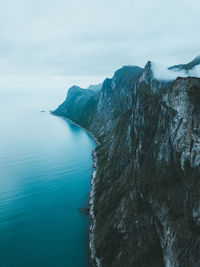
[189,65,200,77]
[152,63,200,81]
[0,0,200,90]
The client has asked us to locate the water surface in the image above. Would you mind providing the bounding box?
[0,90,95,267]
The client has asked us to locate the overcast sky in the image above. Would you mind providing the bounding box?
[0,0,200,90]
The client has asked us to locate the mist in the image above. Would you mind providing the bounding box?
[152,63,200,81]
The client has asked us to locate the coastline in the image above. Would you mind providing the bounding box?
[58,115,100,146]
[51,113,101,266]
[89,152,101,267]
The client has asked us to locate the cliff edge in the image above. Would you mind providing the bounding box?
[52,59,200,267]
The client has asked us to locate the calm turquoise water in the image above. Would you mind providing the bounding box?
[0,90,95,267]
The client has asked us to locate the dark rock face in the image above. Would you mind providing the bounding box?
[52,85,100,129]
[53,62,200,267]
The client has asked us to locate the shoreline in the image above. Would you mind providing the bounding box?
[58,115,100,146]
[51,113,101,266]
[89,152,101,267]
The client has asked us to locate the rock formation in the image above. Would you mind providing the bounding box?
[52,57,200,267]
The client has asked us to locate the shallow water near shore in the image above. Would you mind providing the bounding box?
[0,89,95,267]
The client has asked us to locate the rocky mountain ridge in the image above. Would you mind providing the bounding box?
[169,55,200,71]
[52,57,200,267]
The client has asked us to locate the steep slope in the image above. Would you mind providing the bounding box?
[52,85,100,129]
[53,60,200,267]
[169,55,200,71]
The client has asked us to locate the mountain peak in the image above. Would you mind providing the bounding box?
[190,55,200,66]
[169,55,200,71]
[142,61,154,84]
[194,55,200,60]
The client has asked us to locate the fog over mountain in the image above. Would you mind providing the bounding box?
[152,56,200,81]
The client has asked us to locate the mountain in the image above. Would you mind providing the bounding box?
[52,58,200,267]
[169,55,200,71]
[88,83,103,91]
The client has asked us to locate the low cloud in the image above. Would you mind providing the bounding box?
[152,63,200,81]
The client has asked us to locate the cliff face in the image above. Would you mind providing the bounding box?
[53,60,200,267]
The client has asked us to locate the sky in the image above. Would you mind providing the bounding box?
[0,0,200,91]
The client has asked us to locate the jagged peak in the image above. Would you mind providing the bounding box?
[144,60,152,68]
[143,61,154,74]
[141,60,154,83]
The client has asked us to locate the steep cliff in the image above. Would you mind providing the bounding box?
[52,59,200,267]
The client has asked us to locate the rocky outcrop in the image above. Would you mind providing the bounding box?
[52,58,200,267]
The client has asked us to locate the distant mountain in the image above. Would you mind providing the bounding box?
[53,57,200,267]
[88,83,102,91]
[169,55,200,71]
